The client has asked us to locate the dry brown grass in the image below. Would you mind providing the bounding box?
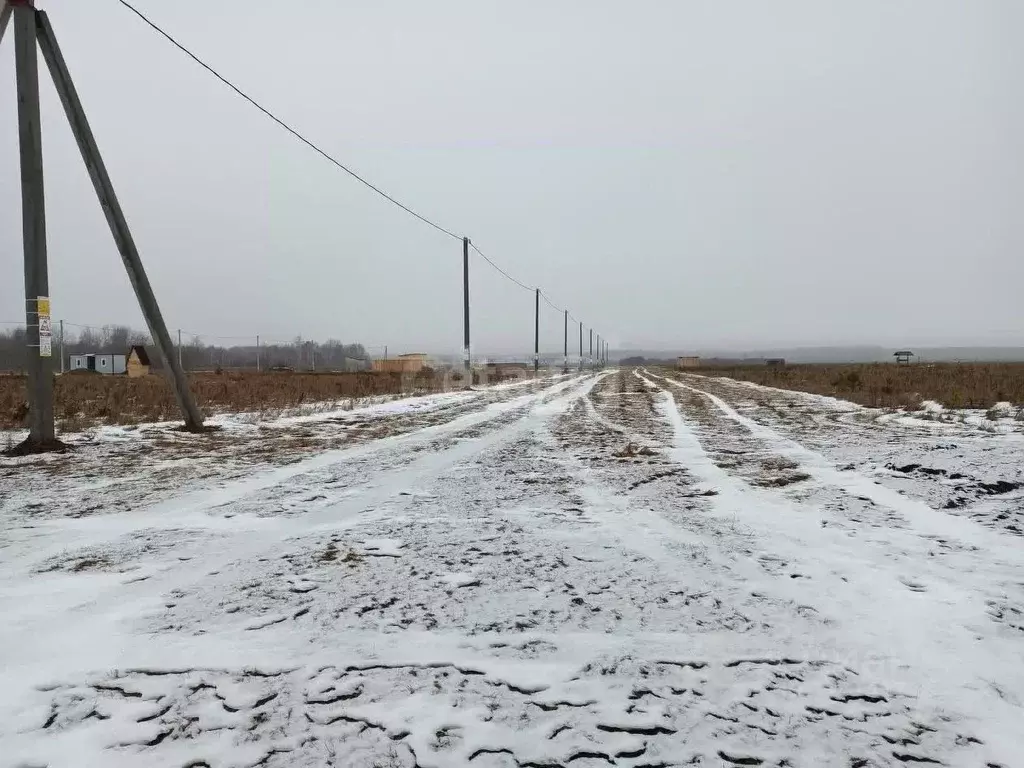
[0,369,458,430]
[682,362,1024,410]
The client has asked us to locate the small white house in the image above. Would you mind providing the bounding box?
[69,353,127,375]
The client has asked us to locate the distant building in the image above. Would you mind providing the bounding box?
[765,358,786,367]
[677,356,700,369]
[372,353,428,374]
[69,353,126,375]
[127,345,151,377]
[894,350,914,364]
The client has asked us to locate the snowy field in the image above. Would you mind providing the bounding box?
[1,369,1022,767]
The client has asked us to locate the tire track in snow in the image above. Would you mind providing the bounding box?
[667,370,1024,538]
[657,372,1017,551]
[642,370,1024,763]
[3,369,1009,768]
[0,375,601,693]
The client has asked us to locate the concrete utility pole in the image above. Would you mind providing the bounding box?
[13,0,57,451]
[533,288,540,374]
[596,334,601,368]
[589,328,593,367]
[578,321,583,370]
[462,237,471,378]
[33,9,204,431]
[59,318,64,373]
[563,310,568,372]
[256,334,260,371]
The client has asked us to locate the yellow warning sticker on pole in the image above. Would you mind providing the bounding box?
[37,296,52,357]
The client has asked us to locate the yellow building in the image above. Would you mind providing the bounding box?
[372,353,428,374]
[127,345,152,377]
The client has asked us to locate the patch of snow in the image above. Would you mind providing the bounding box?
[360,539,406,558]
[440,572,480,588]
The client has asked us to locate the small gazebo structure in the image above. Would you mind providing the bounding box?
[894,350,914,364]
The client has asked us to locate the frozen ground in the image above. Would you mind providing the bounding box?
[1,369,1022,767]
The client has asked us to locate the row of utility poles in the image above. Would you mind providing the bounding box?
[544,293,608,372]
[461,237,612,378]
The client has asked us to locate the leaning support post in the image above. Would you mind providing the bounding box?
[35,10,203,431]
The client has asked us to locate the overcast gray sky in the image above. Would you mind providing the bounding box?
[2,0,1022,355]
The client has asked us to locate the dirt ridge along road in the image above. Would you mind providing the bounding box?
[1,369,1017,767]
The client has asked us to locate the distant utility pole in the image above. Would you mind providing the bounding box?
[178,328,183,369]
[2,4,205,451]
[533,288,540,374]
[59,318,64,373]
[256,334,260,371]
[578,321,583,371]
[463,236,471,378]
[589,328,593,367]
[563,310,568,372]
[597,334,601,368]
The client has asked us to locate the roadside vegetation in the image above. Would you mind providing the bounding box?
[678,362,1024,410]
[0,369,457,430]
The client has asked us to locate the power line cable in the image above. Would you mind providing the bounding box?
[115,0,461,242]
[539,290,564,314]
[114,0,594,338]
[469,242,535,293]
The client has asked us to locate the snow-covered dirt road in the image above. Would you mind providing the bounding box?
[2,370,1022,768]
